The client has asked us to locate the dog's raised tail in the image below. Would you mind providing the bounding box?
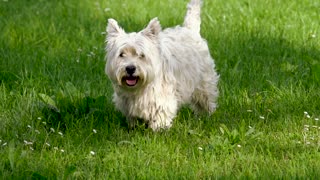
[183,0,202,34]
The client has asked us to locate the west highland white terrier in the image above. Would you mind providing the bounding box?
[105,0,219,131]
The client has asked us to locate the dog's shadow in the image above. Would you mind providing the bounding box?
[38,92,128,132]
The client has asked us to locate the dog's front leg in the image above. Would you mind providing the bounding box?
[149,117,172,131]
[148,107,175,131]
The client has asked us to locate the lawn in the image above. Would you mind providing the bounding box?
[0,0,320,178]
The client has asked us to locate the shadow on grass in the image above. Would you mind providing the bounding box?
[210,32,320,91]
[205,29,320,126]
[38,83,127,132]
[0,71,20,90]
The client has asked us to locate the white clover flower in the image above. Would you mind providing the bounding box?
[45,143,51,147]
[248,126,253,129]
[259,116,265,120]
[304,111,308,115]
[306,142,311,145]
[315,118,319,121]
[54,147,59,150]
[90,151,96,155]
[306,115,311,119]
[311,34,316,38]
[237,144,242,148]
[27,125,32,129]
[58,132,63,136]
[60,149,65,153]
[310,136,315,140]
[50,128,55,133]
[24,140,33,145]
[198,147,203,151]
[37,117,42,120]
[93,129,97,134]
[2,142,7,146]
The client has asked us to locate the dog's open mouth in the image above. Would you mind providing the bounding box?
[123,76,139,86]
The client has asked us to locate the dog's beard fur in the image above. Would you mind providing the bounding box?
[105,0,219,131]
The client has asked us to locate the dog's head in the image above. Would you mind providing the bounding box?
[105,18,162,91]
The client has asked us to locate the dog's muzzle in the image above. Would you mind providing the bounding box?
[123,65,139,86]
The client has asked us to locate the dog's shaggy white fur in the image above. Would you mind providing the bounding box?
[105,0,219,131]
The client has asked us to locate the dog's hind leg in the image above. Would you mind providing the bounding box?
[191,76,219,114]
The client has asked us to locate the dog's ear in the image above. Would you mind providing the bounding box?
[107,19,125,38]
[142,17,161,38]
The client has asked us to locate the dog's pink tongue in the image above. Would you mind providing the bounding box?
[126,79,137,86]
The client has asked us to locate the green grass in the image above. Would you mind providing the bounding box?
[1,0,320,178]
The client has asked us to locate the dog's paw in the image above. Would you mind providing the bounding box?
[149,119,173,132]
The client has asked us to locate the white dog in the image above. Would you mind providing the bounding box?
[105,0,219,131]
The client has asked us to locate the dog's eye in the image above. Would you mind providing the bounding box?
[139,54,145,58]
[119,52,125,57]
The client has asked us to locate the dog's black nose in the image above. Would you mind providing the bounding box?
[126,65,136,75]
